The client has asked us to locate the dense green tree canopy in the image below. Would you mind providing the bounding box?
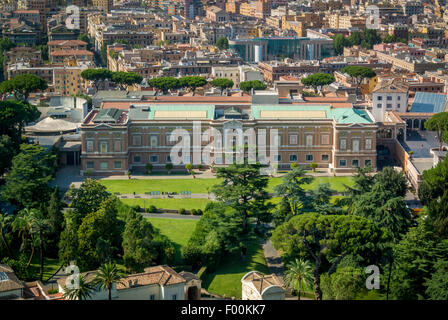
[81,68,113,91]
[212,163,272,230]
[77,198,123,271]
[424,112,448,151]
[66,178,111,226]
[273,166,313,220]
[320,266,368,300]
[301,73,335,93]
[179,76,207,92]
[147,77,181,94]
[239,80,266,93]
[183,202,247,269]
[425,260,448,300]
[122,209,174,273]
[272,213,390,300]
[111,71,143,89]
[2,144,56,209]
[0,74,48,100]
[341,66,376,93]
[390,219,448,300]
[215,37,229,50]
[210,78,234,93]
[419,157,448,238]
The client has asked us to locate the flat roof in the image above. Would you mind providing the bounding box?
[129,104,215,120]
[410,92,447,113]
[251,105,373,123]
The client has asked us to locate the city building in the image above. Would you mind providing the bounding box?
[80,93,379,176]
[229,37,335,62]
[371,80,409,122]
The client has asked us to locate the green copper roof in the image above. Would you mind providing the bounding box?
[251,105,373,124]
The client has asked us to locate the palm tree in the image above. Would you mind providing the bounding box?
[28,210,51,281]
[0,211,13,257]
[94,263,123,300]
[63,275,94,300]
[12,209,35,269]
[284,258,314,300]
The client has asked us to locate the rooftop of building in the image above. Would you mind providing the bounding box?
[50,50,94,57]
[117,266,186,290]
[241,271,284,295]
[410,92,447,113]
[0,264,25,294]
[47,40,88,46]
[251,104,373,123]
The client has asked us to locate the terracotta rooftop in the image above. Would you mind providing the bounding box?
[242,271,284,295]
[14,10,40,14]
[0,264,25,293]
[303,97,348,102]
[117,266,186,290]
[48,40,88,46]
[50,49,93,57]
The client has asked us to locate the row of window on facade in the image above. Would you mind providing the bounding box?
[85,136,372,152]
[376,95,402,101]
[129,154,372,167]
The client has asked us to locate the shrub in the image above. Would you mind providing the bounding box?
[185,163,194,174]
[178,208,187,215]
[132,205,141,212]
[197,164,203,170]
[310,162,318,172]
[148,205,157,213]
[166,163,173,173]
[290,162,298,169]
[190,209,197,215]
[182,243,203,267]
[195,209,203,216]
[84,169,92,176]
[145,163,153,174]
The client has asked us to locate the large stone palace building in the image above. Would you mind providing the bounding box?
[80,95,380,175]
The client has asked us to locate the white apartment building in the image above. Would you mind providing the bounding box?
[211,65,264,88]
[371,80,409,122]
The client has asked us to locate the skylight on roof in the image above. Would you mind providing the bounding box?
[0,272,9,282]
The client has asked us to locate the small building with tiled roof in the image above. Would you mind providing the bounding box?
[56,265,198,300]
[0,264,25,300]
[117,265,188,300]
[241,271,285,300]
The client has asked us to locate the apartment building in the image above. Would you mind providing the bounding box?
[371,80,409,122]
[48,40,89,55]
[375,51,446,73]
[211,65,264,87]
[258,61,320,82]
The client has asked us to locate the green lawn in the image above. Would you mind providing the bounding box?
[201,238,269,299]
[101,176,354,194]
[29,257,62,281]
[267,176,354,193]
[147,217,198,264]
[122,198,212,210]
[101,179,221,194]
